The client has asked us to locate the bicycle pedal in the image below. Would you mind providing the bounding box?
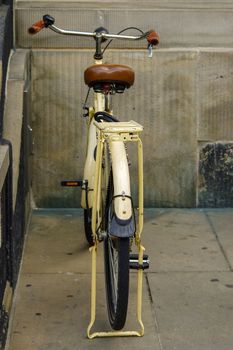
[61,180,86,187]
[129,253,150,270]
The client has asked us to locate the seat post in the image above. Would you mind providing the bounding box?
[105,94,112,113]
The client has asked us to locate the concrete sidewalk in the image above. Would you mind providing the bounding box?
[6,209,233,350]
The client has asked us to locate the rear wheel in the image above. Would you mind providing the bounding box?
[104,235,130,330]
[103,172,130,330]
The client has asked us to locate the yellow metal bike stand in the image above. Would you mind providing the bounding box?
[87,241,146,339]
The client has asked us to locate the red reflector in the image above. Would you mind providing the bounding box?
[61,180,82,187]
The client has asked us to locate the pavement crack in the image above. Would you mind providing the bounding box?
[204,211,232,272]
[145,273,164,350]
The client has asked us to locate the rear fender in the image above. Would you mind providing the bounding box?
[108,139,135,237]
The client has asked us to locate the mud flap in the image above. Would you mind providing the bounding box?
[108,214,135,238]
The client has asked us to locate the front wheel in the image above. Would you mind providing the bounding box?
[104,235,130,330]
[84,209,94,246]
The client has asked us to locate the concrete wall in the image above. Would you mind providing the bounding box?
[0,46,31,349]
[15,0,233,49]
[3,50,30,209]
[14,0,233,208]
[29,48,233,208]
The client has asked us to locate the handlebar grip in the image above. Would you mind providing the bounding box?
[28,20,45,34]
[147,31,160,46]
[28,15,55,35]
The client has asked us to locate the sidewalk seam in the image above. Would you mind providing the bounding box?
[145,273,163,350]
[204,211,233,272]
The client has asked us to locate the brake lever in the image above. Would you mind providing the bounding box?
[147,44,153,58]
[146,30,159,58]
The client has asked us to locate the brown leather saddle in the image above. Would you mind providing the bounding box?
[84,64,135,93]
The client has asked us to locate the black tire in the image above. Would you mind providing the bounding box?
[103,171,130,330]
[84,208,94,246]
[104,236,130,330]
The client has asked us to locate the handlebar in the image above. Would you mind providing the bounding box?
[28,14,159,57]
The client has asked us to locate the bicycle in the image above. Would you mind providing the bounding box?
[28,15,159,338]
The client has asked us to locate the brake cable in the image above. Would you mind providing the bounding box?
[102,27,145,54]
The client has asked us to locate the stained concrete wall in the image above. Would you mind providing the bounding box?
[29,48,233,208]
[13,0,233,208]
[197,50,233,207]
